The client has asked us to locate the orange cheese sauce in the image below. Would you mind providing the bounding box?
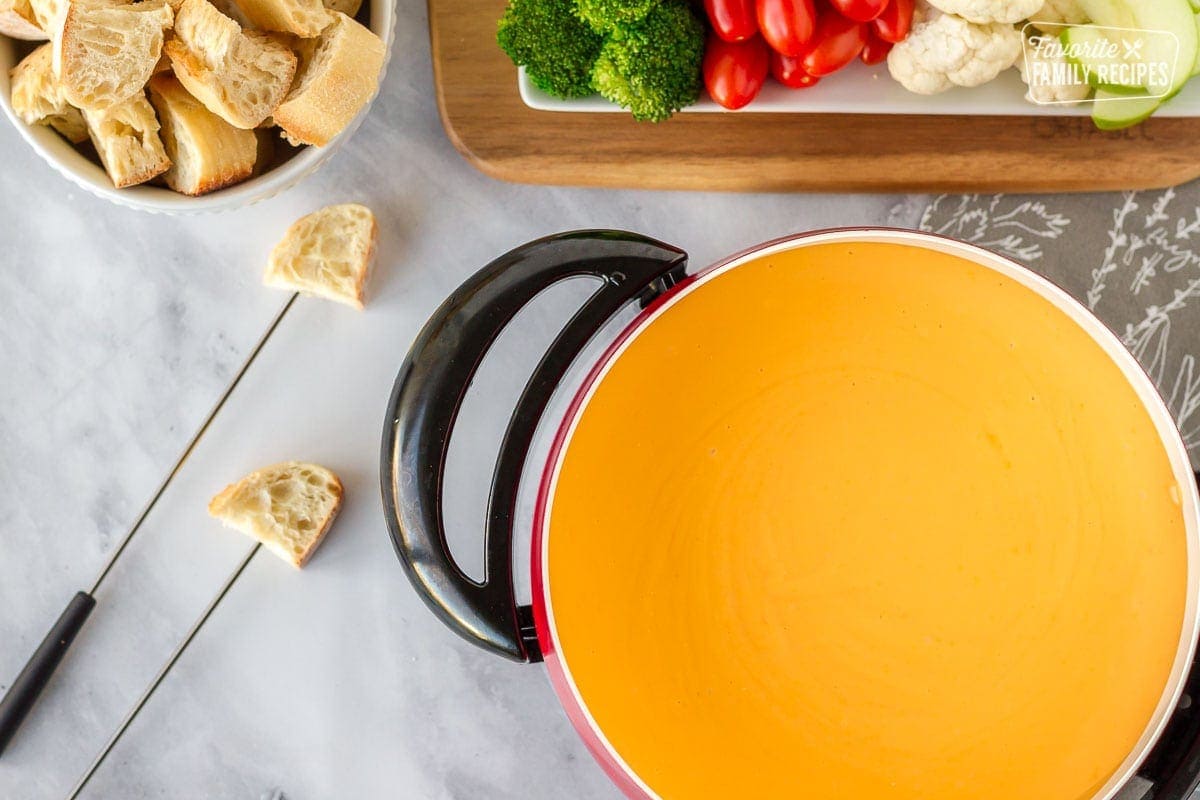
[546,241,1188,800]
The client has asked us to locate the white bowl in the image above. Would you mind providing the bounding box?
[519,62,1200,118]
[0,1,396,214]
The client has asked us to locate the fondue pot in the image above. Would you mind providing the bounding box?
[382,229,1200,800]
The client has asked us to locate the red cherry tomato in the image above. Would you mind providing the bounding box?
[860,28,893,64]
[756,0,816,57]
[872,0,913,43]
[829,0,888,22]
[704,34,770,110]
[770,51,821,88]
[800,11,867,77]
[705,0,759,42]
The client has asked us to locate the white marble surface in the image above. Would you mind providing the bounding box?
[1,0,1197,796]
[0,0,913,795]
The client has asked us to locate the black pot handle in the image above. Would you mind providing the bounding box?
[381,231,688,663]
[1138,471,1200,799]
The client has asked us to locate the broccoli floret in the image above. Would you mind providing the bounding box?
[589,0,704,122]
[497,0,603,99]
[574,0,658,34]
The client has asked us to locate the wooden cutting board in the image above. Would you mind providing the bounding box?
[428,0,1200,193]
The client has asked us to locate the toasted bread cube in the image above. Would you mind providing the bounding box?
[263,203,377,309]
[147,74,257,195]
[83,90,170,187]
[26,0,59,30]
[10,43,87,142]
[0,0,46,39]
[55,0,173,110]
[231,0,328,36]
[209,461,344,568]
[25,0,113,32]
[272,11,382,146]
[165,0,296,128]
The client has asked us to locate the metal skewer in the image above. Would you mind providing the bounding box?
[66,543,260,799]
[0,294,296,758]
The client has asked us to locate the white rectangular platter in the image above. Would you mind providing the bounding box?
[519,61,1200,116]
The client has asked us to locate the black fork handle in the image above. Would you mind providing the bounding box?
[0,591,95,757]
[380,230,688,662]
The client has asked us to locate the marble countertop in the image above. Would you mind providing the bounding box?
[0,0,1197,795]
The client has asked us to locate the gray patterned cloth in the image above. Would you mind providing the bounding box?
[920,192,1200,800]
[919,191,1200,471]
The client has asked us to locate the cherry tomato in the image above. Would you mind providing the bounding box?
[704,34,770,110]
[800,11,867,77]
[756,0,816,57]
[769,51,821,88]
[860,28,893,64]
[829,0,888,22]
[705,0,759,42]
[872,0,913,43]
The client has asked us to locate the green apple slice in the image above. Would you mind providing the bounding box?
[1091,88,1164,129]
[1077,0,1197,95]
[1074,0,1196,128]
[1060,26,1160,92]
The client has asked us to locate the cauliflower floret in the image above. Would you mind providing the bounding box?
[1028,0,1087,33]
[926,0,1044,24]
[1018,31,1092,103]
[888,10,1023,94]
